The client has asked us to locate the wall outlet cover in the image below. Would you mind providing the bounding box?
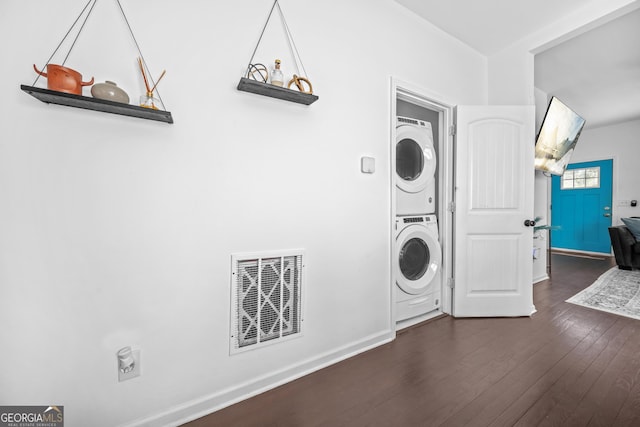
[118,349,141,382]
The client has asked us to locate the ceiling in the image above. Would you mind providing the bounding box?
[395,0,640,129]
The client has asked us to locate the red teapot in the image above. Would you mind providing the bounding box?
[33,64,94,95]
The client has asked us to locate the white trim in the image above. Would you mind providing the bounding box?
[551,247,613,257]
[533,274,550,284]
[396,311,446,331]
[530,1,640,55]
[119,330,395,427]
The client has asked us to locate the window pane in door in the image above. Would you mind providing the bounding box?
[586,168,600,188]
[586,168,598,178]
[561,166,600,189]
[562,177,573,189]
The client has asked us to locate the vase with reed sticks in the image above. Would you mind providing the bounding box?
[137,57,166,110]
[140,91,161,110]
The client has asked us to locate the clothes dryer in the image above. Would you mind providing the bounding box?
[396,116,436,215]
[395,215,442,321]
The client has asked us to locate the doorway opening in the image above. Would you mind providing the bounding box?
[551,158,614,255]
[390,78,454,330]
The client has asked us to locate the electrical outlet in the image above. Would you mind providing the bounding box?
[618,200,631,207]
[533,247,540,259]
[117,348,141,382]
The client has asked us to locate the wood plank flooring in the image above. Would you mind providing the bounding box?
[184,255,640,426]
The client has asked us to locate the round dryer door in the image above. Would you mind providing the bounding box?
[396,124,436,194]
[395,225,442,295]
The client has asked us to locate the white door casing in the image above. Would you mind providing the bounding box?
[453,106,536,317]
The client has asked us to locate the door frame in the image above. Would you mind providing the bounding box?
[550,156,617,256]
[390,77,454,329]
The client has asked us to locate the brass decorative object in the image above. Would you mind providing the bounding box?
[287,74,313,94]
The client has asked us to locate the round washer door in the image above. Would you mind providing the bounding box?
[395,224,442,295]
[396,124,436,194]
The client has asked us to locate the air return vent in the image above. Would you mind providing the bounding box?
[230,250,304,354]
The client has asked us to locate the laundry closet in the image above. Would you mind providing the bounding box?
[393,93,448,329]
[392,83,536,325]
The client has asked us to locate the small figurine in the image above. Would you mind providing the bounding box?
[287,74,313,94]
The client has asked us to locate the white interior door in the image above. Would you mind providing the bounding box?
[453,105,536,317]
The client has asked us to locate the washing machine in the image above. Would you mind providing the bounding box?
[395,215,442,321]
[396,116,436,215]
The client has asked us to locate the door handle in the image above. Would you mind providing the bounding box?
[604,213,611,217]
[524,219,536,227]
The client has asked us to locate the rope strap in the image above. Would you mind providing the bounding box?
[32,0,166,110]
[246,0,310,80]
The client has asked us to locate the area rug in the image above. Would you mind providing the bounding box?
[566,267,640,321]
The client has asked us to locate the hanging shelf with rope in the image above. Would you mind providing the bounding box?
[237,0,318,105]
[20,0,173,124]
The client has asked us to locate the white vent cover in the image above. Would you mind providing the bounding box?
[230,250,304,354]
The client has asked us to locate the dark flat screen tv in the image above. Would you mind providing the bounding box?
[534,96,586,175]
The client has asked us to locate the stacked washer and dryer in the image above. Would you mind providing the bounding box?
[395,116,442,322]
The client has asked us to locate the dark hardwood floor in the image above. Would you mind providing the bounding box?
[185,254,640,427]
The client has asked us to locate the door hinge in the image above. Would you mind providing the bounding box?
[449,124,456,136]
[447,277,455,289]
[448,201,456,213]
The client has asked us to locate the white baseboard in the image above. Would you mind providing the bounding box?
[551,247,613,257]
[121,330,395,427]
[533,274,549,284]
[395,308,444,331]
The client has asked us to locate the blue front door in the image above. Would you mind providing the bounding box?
[551,159,613,253]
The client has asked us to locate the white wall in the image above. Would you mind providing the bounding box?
[532,88,551,282]
[530,97,640,276]
[487,0,639,106]
[0,1,486,425]
[569,119,640,225]
[486,0,639,280]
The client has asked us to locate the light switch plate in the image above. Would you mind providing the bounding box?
[361,156,375,174]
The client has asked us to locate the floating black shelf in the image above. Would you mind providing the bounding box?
[21,85,173,124]
[237,78,318,105]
